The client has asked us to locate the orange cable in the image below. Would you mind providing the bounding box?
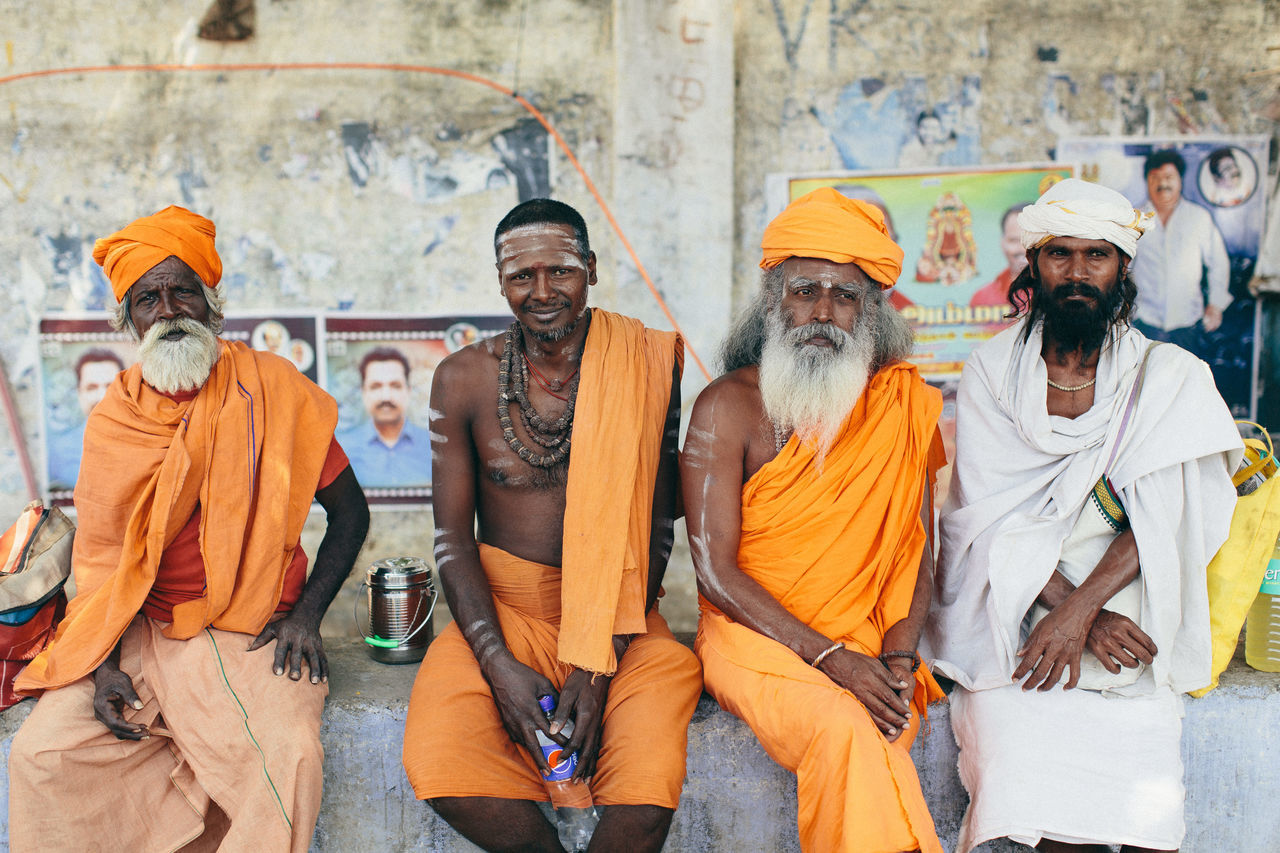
[0,61,713,380]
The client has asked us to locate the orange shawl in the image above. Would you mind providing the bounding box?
[559,310,682,676]
[17,341,337,692]
[736,361,946,706]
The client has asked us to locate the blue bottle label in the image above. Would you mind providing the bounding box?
[541,741,578,782]
[1263,559,1280,596]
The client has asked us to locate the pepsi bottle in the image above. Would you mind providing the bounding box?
[536,694,599,852]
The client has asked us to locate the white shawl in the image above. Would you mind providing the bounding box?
[925,319,1241,695]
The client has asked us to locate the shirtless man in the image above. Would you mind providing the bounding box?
[402,199,702,852]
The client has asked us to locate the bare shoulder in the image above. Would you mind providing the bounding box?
[691,366,762,420]
[432,337,501,393]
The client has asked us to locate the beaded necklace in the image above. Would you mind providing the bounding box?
[497,322,582,468]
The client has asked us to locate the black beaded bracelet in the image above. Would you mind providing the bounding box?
[878,650,921,673]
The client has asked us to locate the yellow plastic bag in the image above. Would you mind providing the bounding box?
[1190,425,1280,696]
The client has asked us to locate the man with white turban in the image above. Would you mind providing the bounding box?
[925,179,1241,852]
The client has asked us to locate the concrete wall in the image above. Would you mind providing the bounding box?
[2,1,1279,638]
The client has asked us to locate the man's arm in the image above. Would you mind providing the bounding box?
[427,354,560,776]
[682,378,912,740]
[1202,213,1232,332]
[1014,528,1156,690]
[248,464,370,683]
[879,474,935,710]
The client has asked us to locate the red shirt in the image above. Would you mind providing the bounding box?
[141,386,348,621]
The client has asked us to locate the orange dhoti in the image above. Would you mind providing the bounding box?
[9,616,326,851]
[697,362,947,853]
[403,545,703,807]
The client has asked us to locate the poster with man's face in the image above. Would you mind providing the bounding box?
[1057,135,1268,418]
[324,314,511,505]
[38,316,135,503]
[222,312,324,385]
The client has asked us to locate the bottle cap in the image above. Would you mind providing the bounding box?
[538,694,555,713]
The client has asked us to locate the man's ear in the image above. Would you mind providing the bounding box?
[587,251,598,286]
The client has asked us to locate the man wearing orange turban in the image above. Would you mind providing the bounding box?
[10,206,370,852]
[684,188,946,852]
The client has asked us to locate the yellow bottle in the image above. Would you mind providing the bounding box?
[1245,542,1280,672]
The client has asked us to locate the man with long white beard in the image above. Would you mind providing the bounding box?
[925,179,1240,852]
[11,205,370,852]
[682,187,947,853]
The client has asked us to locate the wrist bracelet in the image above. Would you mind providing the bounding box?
[810,641,844,668]
[878,650,921,673]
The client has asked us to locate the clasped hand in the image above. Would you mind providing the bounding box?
[486,656,610,782]
[1015,604,1156,690]
[818,648,913,742]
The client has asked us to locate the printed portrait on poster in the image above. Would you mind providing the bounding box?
[38,316,134,503]
[222,312,324,385]
[1057,135,1268,418]
[324,314,511,504]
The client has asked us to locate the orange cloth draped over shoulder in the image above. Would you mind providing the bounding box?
[698,361,947,853]
[17,341,338,693]
[759,186,905,288]
[558,308,682,675]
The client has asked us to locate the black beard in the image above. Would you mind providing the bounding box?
[1037,280,1124,354]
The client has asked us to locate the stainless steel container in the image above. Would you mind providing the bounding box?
[356,557,438,664]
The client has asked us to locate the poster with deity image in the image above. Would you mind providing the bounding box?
[1056,135,1269,419]
[323,314,512,505]
[766,163,1074,382]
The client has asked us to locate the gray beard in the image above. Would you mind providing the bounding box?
[137,317,220,394]
[758,309,873,462]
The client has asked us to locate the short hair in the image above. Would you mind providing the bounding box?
[1143,149,1186,179]
[108,257,225,340]
[493,198,590,260]
[1208,148,1238,179]
[75,348,125,380]
[359,347,410,384]
[1001,202,1030,230]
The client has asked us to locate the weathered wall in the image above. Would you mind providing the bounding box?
[2,1,1279,639]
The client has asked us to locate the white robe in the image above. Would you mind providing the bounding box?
[924,319,1240,850]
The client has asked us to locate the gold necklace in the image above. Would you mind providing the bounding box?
[1046,376,1096,392]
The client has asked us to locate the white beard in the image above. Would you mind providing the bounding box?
[137,317,220,394]
[758,308,873,462]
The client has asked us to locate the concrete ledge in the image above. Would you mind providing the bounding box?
[3,641,1278,852]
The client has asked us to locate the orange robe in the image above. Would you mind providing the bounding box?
[17,339,338,691]
[404,310,703,805]
[697,361,947,853]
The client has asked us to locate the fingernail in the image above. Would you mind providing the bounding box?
[311,676,319,684]
[888,728,896,735]
[550,722,563,735]
[132,700,144,710]
[274,667,283,676]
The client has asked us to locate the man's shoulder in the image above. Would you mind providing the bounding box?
[691,365,761,416]
[434,337,501,383]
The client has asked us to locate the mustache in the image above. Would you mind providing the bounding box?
[784,321,852,350]
[146,316,207,340]
[1051,282,1104,302]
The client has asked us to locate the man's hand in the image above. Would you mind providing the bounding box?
[92,659,148,740]
[552,668,612,780]
[1086,609,1157,673]
[483,654,559,775]
[1203,305,1224,333]
[248,611,327,683]
[1014,602,1093,691]
[818,648,912,740]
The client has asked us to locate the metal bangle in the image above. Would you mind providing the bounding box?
[878,649,921,673]
[810,641,844,668]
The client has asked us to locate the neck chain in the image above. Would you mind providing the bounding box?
[1046,376,1097,393]
[773,421,793,453]
[523,352,579,402]
[497,323,582,468]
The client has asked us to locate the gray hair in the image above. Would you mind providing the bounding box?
[719,265,914,375]
[110,281,226,341]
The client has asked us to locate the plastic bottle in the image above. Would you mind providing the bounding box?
[1245,540,1280,672]
[535,694,599,852]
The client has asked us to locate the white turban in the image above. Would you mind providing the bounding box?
[1017,178,1151,259]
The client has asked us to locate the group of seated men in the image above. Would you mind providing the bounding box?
[8,179,1240,853]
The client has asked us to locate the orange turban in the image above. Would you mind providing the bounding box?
[92,205,222,302]
[759,187,904,288]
